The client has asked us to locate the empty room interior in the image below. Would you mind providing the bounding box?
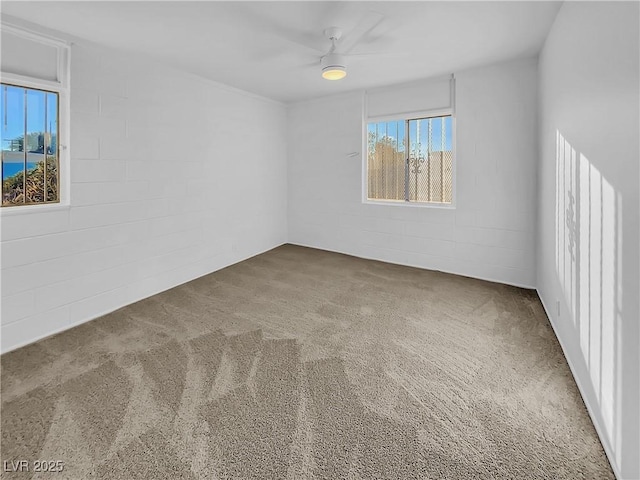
[0,1,638,479]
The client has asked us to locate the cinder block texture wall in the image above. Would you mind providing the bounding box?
[287,57,538,288]
[537,2,639,478]
[1,40,288,352]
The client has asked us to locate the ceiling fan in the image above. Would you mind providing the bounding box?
[319,27,351,80]
[310,12,390,81]
[233,5,394,80]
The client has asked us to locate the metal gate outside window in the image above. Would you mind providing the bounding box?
[367,115,453,204]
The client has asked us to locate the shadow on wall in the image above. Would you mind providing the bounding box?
[555,130,622,466]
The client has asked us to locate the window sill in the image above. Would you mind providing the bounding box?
[0,202,71,216]
[363,199,456,209]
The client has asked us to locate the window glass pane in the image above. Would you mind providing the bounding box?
[367,115,452,204]
[408,116,452,204]
[25,88,46,203]
[2,85,26,205]
[46,92,58,202]
[367,119,406,201]
[1,84,59,206]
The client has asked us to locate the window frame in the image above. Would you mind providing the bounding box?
[0,22,70,214]
[362,106,456,209]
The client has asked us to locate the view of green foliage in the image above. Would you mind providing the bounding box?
[2,156,58,206]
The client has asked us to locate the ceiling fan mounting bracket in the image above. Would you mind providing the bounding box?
[323,27,343,41]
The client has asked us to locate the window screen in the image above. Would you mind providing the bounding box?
[367,115,452,204]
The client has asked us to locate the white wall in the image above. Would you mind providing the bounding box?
[288,57,538,288]
[0,40,288,353]
[537,2,639,478]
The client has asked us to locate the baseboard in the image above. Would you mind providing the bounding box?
[287,242,537,290]
[1,241,287,355]
[536,290,622,480]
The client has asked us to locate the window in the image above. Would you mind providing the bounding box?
[367,114,453,204]
[1,22,69,209]
[1,84,59,206]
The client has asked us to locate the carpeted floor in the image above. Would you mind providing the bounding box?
[1,244,613,479]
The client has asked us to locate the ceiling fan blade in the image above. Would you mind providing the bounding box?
[345,52,410,58]
[298,60,321,68]
[280,32,326,55]
[253,43,320,62]
[339,11,385,54]
[343,52,402,57]
[231,3,327,56]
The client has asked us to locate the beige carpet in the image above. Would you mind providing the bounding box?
[1,245,612,479]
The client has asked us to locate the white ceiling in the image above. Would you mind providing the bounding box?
[1,1,562,103]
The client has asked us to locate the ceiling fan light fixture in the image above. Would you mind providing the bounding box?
[322,66,347,80]
[321,53,347,80]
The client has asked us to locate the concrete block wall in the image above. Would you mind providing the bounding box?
[0,41,288,352]
[287,57,538,288]
[537,2,639,477]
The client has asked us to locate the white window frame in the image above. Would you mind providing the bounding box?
[0,22,71,215]
[362,102,457,209]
